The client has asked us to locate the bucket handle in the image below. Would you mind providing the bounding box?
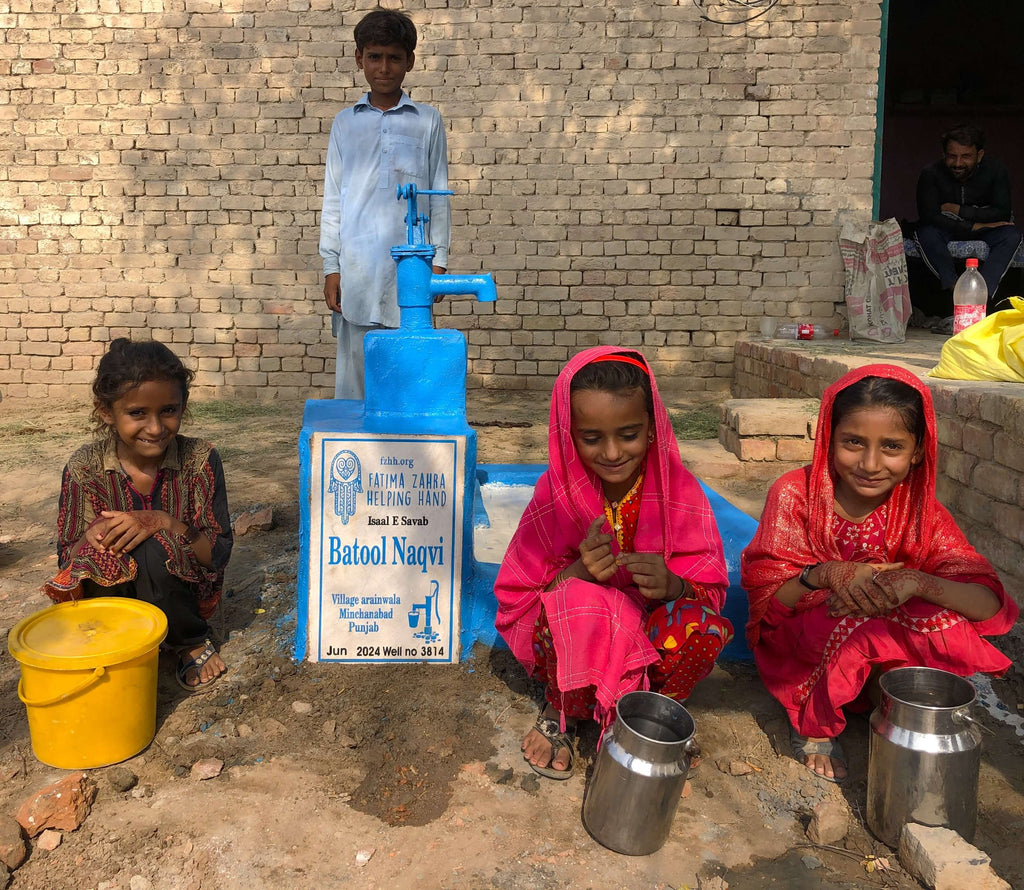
[953,708,995,736]
[681,737,700,765]
[18,667,106,708]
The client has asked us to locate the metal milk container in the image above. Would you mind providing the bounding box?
[867,666,983,846]
[582,690,697,855]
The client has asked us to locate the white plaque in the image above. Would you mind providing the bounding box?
[308,433,464,663]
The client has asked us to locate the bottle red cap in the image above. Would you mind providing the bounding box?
[966,258,980,268]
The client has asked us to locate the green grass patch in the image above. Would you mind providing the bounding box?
[670,405,720,440]
[188,401,284,423]
[0,424,47,436]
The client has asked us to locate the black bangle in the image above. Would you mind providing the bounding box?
[676,576,695,600]
[798,563,822,590]
[178,524,202,547]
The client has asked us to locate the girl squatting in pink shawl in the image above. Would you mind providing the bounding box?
[742,364,1016,782]
[494,346,731,779]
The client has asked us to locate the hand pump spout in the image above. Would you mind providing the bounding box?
[429,274,497,304]
[391,184,497,330]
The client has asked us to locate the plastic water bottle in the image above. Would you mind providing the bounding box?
[773,323,840,340]
[952,258,988,334]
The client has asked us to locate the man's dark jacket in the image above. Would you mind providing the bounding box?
[916,156,1013,238]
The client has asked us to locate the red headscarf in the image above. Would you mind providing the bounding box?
[742,363,1009,647]
[495,345,728,668]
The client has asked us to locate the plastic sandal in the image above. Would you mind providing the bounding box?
[790,728,846,784]
[176,639,222,693]
[525,713,576,780]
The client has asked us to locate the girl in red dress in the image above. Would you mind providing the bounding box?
[742,364,1017,782]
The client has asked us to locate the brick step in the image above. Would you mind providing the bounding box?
[719,398,820,462]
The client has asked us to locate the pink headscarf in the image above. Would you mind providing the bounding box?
[495,345,728,670]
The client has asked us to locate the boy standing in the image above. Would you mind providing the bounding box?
[319,8,450,399]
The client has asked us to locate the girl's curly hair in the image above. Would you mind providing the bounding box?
[91,337,194,432]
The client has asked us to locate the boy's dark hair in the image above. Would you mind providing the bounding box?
[92,337,194,426]
[354,8,417,55]
[570,352,654,418]
[941,124,985,152]
[830,376,925,445]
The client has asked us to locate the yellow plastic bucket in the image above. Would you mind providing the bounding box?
[7,597,168,769]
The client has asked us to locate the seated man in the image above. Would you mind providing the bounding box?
[915,123,1022,311]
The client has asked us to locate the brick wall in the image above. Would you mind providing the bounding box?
[0,0,883,400]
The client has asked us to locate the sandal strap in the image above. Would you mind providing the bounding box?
[790,730,846,766]
[535,716,561,738]
[533,714,574,752]
[179,640,216,676]
[191,639,216,670]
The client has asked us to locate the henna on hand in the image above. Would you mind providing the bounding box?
[97,510,167,555]
[913,571,945,602]
[819,560,892,618]
[132,512,163,533]
[818,560,854,590]
[872,568,938,610]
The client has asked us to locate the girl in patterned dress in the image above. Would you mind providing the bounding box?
[742,364,1017,782]
[43,339,233,692]
[495,346,732,779]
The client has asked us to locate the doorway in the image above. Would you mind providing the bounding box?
[876,0,1024,312]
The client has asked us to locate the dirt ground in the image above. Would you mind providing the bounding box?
[1,391,1022,890]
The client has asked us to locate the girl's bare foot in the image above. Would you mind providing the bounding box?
[522,704,573,773]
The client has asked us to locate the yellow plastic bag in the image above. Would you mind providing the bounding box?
[929,296,1024,382]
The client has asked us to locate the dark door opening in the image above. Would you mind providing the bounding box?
[877,0,1024,313]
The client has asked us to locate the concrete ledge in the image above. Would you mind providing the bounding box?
[719,398,819,462]
[722,398,819,437]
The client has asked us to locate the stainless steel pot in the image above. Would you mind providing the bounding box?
[867,666,983,846]
[582,690,696,855]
